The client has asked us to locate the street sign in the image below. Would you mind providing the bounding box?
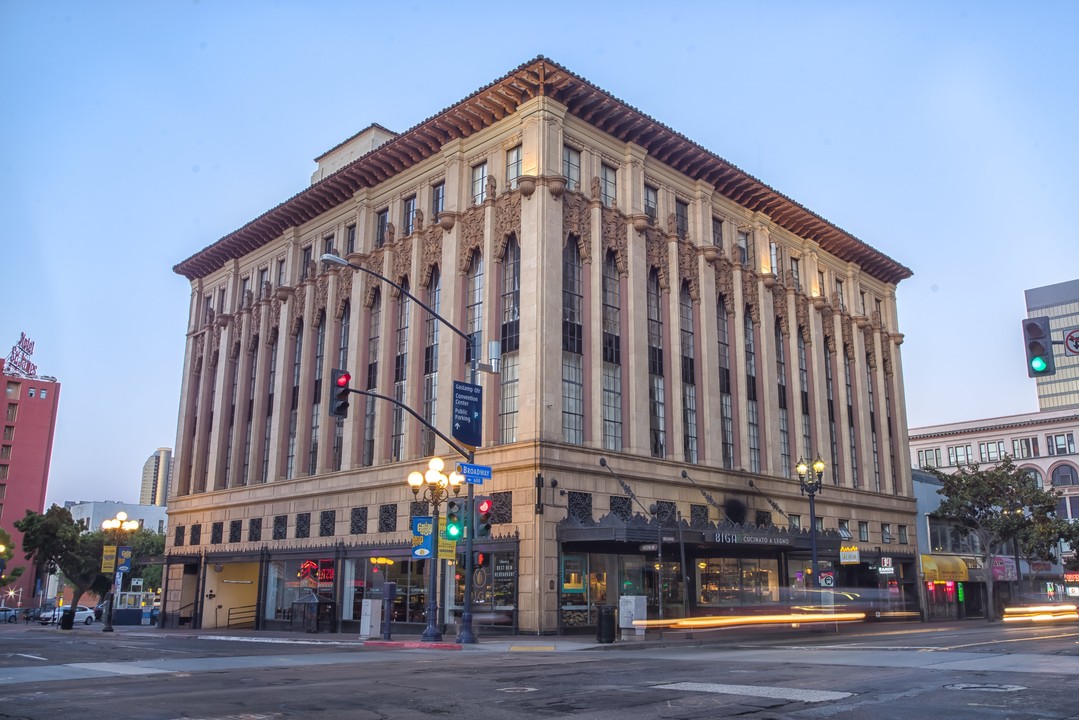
[820,572,835,588]
[639,544,658,552]
[1065,327,1079,357]
[457,462,492,484]
[452,381,483,448]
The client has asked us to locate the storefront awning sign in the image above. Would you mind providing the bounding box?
[714,532,791,546]
[412,516,434,559]
[840,545,860,565]
[921,555,969,582]
[992,556,1017,582]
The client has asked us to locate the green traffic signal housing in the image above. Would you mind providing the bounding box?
[1022,317,1056,378]
[445,500,463,540]
[474,496,493,538]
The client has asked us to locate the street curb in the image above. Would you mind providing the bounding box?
[362,640,463,650]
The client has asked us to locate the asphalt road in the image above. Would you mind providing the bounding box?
[1,620,1078,719]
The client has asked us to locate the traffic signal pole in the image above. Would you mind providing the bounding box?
[321,254,480,644]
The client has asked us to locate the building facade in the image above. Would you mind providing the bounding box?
[1025,278,1079,411]
[141,447,172,507]
[1,349,61,606]
[165,57,917,635]
[909,409,1078,615]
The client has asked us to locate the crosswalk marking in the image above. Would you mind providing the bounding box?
[655,681,852,703]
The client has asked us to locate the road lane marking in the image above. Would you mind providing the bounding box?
[66,662,170,676]
[655,681,851,703]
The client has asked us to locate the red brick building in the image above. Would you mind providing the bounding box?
[1,348,61,609]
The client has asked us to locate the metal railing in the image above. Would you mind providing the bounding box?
[227,604,256,629]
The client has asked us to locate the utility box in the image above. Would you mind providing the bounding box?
[359,598,382,639]
[619,595,647,639]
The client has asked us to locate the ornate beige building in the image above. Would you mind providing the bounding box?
[165,57,917,635]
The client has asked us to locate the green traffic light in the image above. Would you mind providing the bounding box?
[1031,356,1048,373]
[447,524,460,538]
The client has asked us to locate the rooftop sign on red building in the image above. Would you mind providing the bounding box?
[5,332,38,377]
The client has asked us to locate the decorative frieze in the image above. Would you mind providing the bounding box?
[645,227,670,290]
[418,225,442,289]
[390,235,413,296]
[457,205,485,274]
[494,190,522,260]
[563,191,590,242]
[677,237,699,301]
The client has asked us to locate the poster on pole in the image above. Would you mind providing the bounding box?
[411,516,434,559]
[101,545,117,573]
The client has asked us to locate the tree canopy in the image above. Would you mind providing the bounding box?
[0,526,25,587]
[930,456,1075,622]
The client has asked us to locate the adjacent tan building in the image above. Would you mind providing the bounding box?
[165,57,917,635]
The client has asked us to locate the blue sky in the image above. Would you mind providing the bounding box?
[2,1,1076,506]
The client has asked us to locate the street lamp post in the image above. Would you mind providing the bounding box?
[795,457,826,591]
[408,457,464,642]
[101,511,139,633]
[322,252,482,645]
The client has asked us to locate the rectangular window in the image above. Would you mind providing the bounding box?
[301,246,312,275]
[947,444,973,466]
[258,268,269,298]
[789,257,801,289]
[817,270,826,299]
[562,146,581,192]
[898,525,908,544]
[881,523,893,543]
[711,217,722,246]
[736,230,750,266]
[322,235,335,258]
[769,241,780,275]
[858,521,869,542]
[644,185,658,225]
[472,162,488,205]
[402,196,417,236]
[506,145,522,190]
[789,514,801,530]
[834,278,845,310]
[675,199,689,240]
[431,182,445,219]
[838,520,852,540]
[375,209,389,248]
[346,224,356,255]
[600,164,617,207]
[2,426,12,441]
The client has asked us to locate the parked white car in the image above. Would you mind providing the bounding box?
[39,605,95,625]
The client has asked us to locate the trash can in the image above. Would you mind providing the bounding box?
[59,609,75,630]
[596,605,616,644]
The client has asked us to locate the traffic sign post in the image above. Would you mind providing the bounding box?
[1065,327,1079,357]
[456,462,492,484]
[452,381,483,448]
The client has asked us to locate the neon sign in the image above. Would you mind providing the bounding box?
[5,332,38,377]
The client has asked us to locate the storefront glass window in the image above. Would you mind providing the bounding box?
[264,557,335,621]
[696,558,779,607]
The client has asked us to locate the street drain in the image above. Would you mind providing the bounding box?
[945,683,1027,693]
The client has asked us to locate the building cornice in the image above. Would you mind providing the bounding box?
[173,56,912,285]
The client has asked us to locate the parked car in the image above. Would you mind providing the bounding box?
[0,606,19,623]
[39,605,95,625]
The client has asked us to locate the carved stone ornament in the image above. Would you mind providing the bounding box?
[563,191,590,242]
[390,236,413,297]
[863,325,877,369]
[841,314,855,360]
[215,312,231,328]
[546,174,566,199]
[209,320,222,365]
[604,224,629,278]
[821,303,836,354]
[772,284,789,338]
[288,283,306,337]
[485,174,497,205]
[740,266,760,324]
[667,212,678,237]
[193,333,205,367]
[261,281,273,304]
[437,211,456,232]
[362,252,385,309]
[795,293,812,345]
[881,337,894,377]
[714,255,734,312]
[517,175,536,198]
[645,227,670,291]
[335,266,353,320]
[495,191,522,258]
[385,222,396,246]
[677,238,700,301]
[419,225,443,289]
[315,274,329,314]
[230,338,241,363]
[248,304,262,349]
[631,214,650,233]
[414,208,424,232]
[457,205,485,274]
[268,296,281,339]
[598,207,627,267]
[590,175,601,204]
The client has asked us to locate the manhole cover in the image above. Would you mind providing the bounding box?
[945,683,1027,693]
[498,687,538,694]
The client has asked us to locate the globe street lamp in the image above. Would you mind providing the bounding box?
[795,457,826,591]
[101,511,140,632]
[407,457,463,642]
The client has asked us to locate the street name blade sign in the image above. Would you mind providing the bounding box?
[457,462,492,485]
[452,381,483,448]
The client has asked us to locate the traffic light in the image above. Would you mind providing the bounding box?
[1022,317,1056,378]
[445,500,463,541]
[473,496,493,538]
[329,368,351,417]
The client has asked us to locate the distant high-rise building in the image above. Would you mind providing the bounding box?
[1025,279,1079,411]
[140,448,172,506]
[1,336,61,607]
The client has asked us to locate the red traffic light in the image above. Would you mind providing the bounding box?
[477,498,493,514]
[336,371,351,387]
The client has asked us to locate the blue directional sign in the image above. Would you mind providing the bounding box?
[452,381,482,447]
[457,462,492,485]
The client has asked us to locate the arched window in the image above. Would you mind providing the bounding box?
[1052,464,1078,487]
[500,240,520,444]
[422,270,440,456]
[601,251,622,451]
[775,318,789,477]
[362,290,381,467]
[309,312,325,475]
[286,321,303,479]
[716,295,733,468]
[392,281,410,462]
[647,269,666,458]
[679,284,697,463]
[744,309,759,473]
[562,240,584,444]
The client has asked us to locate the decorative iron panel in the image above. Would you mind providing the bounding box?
[296,513,311,538]
[174,526,185,547]
[567,491,593,523]
[210,522,223,545]
[189,524,202,546]
[690,504,709,528]
[491,491,512,524]
[273,515,287,540]
[248,517,262,542]
[350,507,367,534]
[228,520,242,543]
[319,510,336,537]
[610,496,631,522]
[378,504,397,533]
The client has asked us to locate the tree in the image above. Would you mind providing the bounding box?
[1014,511,1079,597]
[931,457,1068,622]
[127,529,165,592]
[15,505,110,625]
[0,527,26,587]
